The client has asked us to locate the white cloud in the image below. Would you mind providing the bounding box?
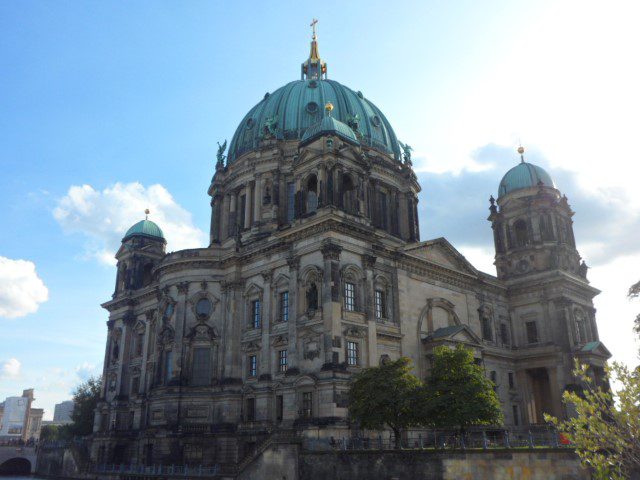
[75,362,98,381]
[0,257,49,318]
[53,182,207,265]
[2,358,21,378]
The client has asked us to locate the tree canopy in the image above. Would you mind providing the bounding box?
[69,376,102,436]
[348,357,426,447]
[425,344,503,430]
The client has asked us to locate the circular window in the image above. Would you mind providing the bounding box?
[371,115,381,127]
[245,118,255,130]
[163,303,174,320]
[195,298,212,318]
[308,80,318,89]
[305,101,319,114]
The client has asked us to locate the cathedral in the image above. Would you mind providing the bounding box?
[92,27,611,467]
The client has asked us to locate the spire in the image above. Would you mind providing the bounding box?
[301,19,327,80]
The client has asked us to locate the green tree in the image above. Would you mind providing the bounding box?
[546,362,640,480]
[425,345,503,431]
[40,424,59,442]
[628,280,640,339]
[69,376,102,436]
[348,357,427,448]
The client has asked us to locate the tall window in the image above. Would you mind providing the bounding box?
[280,291,289,322]
[512,405,520,426]
[248,354,257,377]
[306,175,318,213]
[525,321,538,344]
[374,290,386,319]
[347,341,359,366]
[490,371,498,392]
[344,282,355,311]
[514,219,529,247]
[135,332,144,357]
[276,395,284,422]
[500,323,510,346]
[164,351,173,384]
[481,317,493,341]
[191,347,211,386]
[287,182,295,222]
[251,299,261,329]
[378,192,388,230]
[301,392,313,418]
[508,372,515,389]
[278,350,288,373]
[246,398,256,422]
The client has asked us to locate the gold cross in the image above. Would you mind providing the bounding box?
[310,18,318,39]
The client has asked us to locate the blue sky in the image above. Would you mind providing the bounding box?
[1,1,639,418]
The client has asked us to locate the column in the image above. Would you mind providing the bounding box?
[260,270,272,375]
[253,175,262,226]
[363,254,377,367]
[244,184,253,229]
[287,257,300,369]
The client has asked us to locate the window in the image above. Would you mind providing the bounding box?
[278,350,288,372]
[306,175,318,213]
[191,347,211,386]
[280,291,289,322]
[306,283,318,311]
[378,191,388,230]
[135,332,145,357]
[512,405,520,426]
[301,392,312,418]
[164,351,173,383]
[276,395,284,422]
[342,174,357,214]
[576,320,586,344]
[195,298,212,319]
[514,219,529,247]
[251,299,261,329]
[374,289,386,319]
[248,354,257,377]
[347,341,359,366]
[131,376,140,396]
[508,372,515,389]
[344,282,355,311]
[287,182,295,222]
[245,398,256,422]
[525,321,538,344]
[500,323,510,346]
[490,371,498,391]
[481,317,493,341]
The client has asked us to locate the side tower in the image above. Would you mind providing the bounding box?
[488,147,610,424]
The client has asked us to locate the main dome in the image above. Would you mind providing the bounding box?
[227,79,401,163]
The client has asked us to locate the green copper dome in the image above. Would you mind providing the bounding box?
[300,115,360,147]
[123,219,165,242]
[498,162,556,198]
[227,79,401,162]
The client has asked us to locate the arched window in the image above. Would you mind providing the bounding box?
[142,263,154,287]
[514,219,529,247]
[341,174,357,214]
[306,282,318,311]
[539,214,554,241]
[306,175,318,214]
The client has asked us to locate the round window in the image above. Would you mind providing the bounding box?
[305,101,319,114]
[196,298,212,317]
[371,115,381,127]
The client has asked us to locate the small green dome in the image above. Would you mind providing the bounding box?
[300,115,360,147]
[498,162,556,198]
[227,79,400,162]
[123,219,165,242]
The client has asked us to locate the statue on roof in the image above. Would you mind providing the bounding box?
[261,115,279,140]
[400,142,413,166]
[216,140,227,168]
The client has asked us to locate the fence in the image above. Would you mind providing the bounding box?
[315,426,570,451]
[95,464,221,477]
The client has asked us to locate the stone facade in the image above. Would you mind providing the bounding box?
[91,36,610,468]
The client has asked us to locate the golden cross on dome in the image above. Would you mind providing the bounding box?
[145,208,150,220]
[310,18,318,39]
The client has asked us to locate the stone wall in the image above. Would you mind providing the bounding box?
[36,446,81,479]
[298,449,590,480]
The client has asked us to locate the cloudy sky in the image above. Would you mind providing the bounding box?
[1,1,639,418]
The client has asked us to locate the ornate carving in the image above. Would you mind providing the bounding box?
[321,240,342,260]
[261,269,273,283]
[287,255,300,271]
[344,326,365,338]
[241,340,261,353]
[362,254,377,269]
[177,282,190,294]
[200,280,208,291]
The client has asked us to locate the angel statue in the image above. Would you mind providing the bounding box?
[216,140,227,168]
[400,142,413,166]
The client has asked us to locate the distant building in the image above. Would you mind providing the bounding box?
[0,389,43,441]
[53,400,74,424]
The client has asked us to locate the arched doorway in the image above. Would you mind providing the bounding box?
[0,457,31,475]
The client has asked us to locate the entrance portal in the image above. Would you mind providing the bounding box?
[527,367,554,423]
[0,457,31,475]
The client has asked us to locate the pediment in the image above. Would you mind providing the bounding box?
[577,341,612,359]
[422,324,482,347]
[403,238,479,276]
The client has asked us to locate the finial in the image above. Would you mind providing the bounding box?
[325,102,334,116]
[517,145,525,163]
[145,208,150,220]
[301,19,327,80]
[310,18,318,40]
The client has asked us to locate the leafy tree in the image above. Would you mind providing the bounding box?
[628,280,640,340]
[546,362,640,480]
[40,423,72,442]
[348,357,427,448]
[425,344,503,431]
[69,376,102,436]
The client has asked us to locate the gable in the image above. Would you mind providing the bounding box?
[402,238,479,275]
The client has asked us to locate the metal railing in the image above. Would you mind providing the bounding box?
[95,464,220,476]
[313,427,570,451]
